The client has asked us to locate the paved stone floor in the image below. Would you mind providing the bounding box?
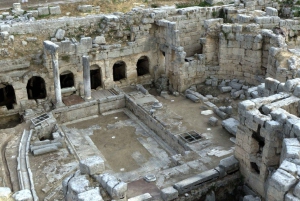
[62,94,85,106]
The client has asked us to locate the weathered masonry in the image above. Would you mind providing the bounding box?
[0,0,300,200]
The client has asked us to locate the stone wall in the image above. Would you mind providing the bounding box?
[1,2,300,115]
[53,94,125,123]
[267,48,300,83]
[125,94,188,154]
[167,6,222,57]
[235,77,300,199]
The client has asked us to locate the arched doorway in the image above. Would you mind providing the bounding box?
[0,84,16,110]
[90,65,101,89]
[113,61,126,81]
[60,71,74,88]
[27,76,47,99]
[136,56,150,76]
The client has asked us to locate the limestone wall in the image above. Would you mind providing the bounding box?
[52,94,125,123]
[267,48,300,82]
[235,77,300,199]
[167,6,222,57]
[2,3,300,113]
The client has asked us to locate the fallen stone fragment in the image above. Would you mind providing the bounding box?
[186,94,200,103]
[220,86,232,93]
[161,187,178,201]
[55,28,65,40]
[204,101,217,109]
[201,110,213,115]
[0,187,11,198]
[208,116,218,126]
[13,189,32,201]
[128,193,152,201]
[221,118,239,136]
[79,155,105,175]
[144,174,156,182]
[214,108,228,120]
[33,145,58,155]
[77,188,103,201]
[219,155,239,173]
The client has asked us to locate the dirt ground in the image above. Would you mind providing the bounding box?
[0,0,184,14]
[67,112,153,172]
[150,88,235,147]
[29,148,77,200]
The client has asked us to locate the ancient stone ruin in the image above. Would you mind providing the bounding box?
[0,0,300,200]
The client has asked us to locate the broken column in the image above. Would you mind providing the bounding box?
[43,40,64,108]
[82,56,92,100]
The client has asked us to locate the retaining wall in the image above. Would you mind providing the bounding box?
[53,94,125,123]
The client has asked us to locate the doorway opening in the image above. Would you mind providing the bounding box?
[136,56,150,76]
[0,84,16,110]
[60,71,74,88]
[113,61,126,81]
[90,65,102,89]
[27,76,47,99]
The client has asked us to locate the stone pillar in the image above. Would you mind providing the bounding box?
[51,52,64,107]
[43,41,64,108]
[82,56,91,100]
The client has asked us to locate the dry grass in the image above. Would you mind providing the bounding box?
[58,0,147,17]
[57,0,191,16]
[59,0,144,16]
[0,0,191,59]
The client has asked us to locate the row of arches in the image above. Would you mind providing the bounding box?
[29,56,150,98]
[113,56,150,81]
[0,56,151,109]
[59,56,150,88]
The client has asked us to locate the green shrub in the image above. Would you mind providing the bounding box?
[61,55,70,62]
[292,6,300,17]
[198,1,211,7]
[175,1,211,8]
[151,3,160,8]
[176,2,196,8]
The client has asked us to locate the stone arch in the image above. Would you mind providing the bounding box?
[60,70,74,88]
[90,64,102,89]
[113,61,126,81]
[0,83,16,110]
[26,76,47,100]
[23,71,43,84]
[136,56,150,76]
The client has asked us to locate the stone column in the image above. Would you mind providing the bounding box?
[51,53,64,106]
[82,56,91,100]
[43,41,64,108]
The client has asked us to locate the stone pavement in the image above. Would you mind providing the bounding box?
[60,124,105,161]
